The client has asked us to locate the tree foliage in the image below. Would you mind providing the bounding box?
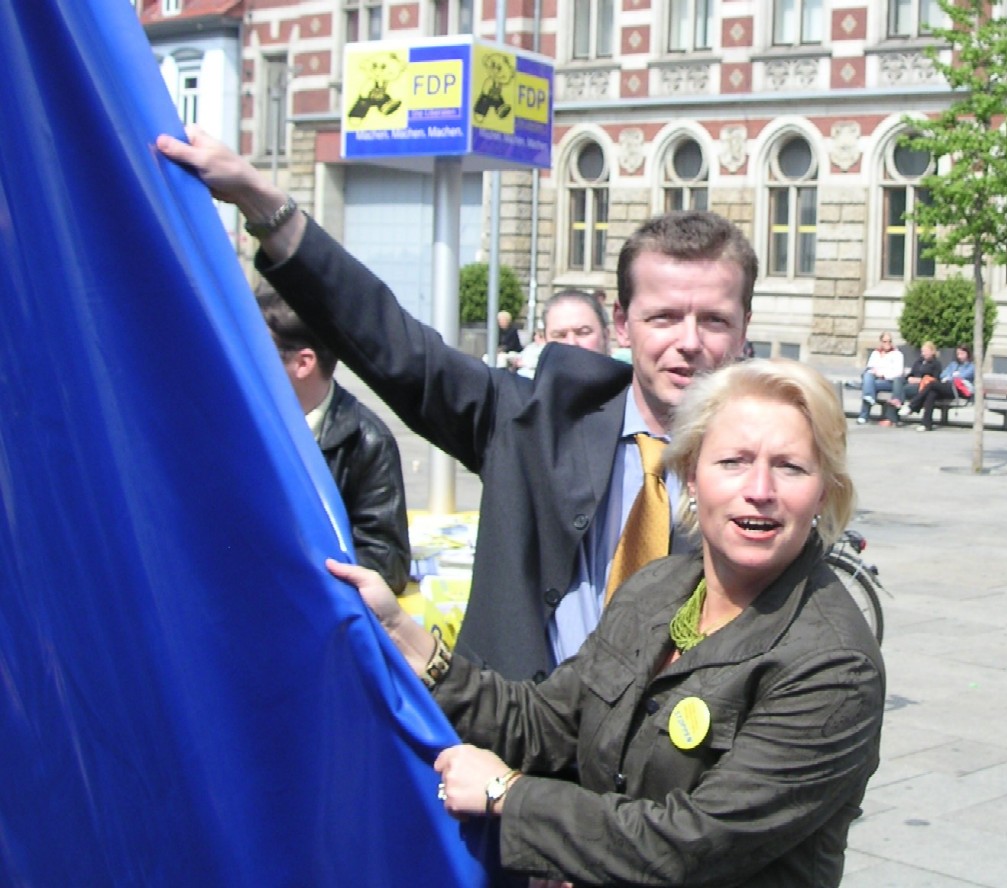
[899,0,1007,471]
[902,0,1007,267]
[899,277,997,349]
[458,262,525,324]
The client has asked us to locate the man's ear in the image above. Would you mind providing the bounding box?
[291,348,318,380]
[613,303,631,348]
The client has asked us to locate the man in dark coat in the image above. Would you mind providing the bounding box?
[496,310,523,354]
[258,289,411,594]
[158,128,756,680]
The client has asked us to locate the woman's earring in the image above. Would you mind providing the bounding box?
[811,515,820,529]
[688,496,697,514]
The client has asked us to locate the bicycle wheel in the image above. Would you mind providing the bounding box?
[825,554,885,645]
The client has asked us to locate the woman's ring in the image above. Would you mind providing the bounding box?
[437,782,447,801]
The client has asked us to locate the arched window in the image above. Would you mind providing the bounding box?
[662,137,709,211]
[881,137,934,280]
[567,140,610,272]
[767,135,818,277]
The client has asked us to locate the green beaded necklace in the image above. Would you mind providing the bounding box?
[668,578,709,652]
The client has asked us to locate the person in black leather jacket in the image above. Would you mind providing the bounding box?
[258,289,411,593]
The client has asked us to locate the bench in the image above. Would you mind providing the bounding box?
[847,372,1007,428]
[884,391,963,425]
[866,374,1007,428]
[983,374,1007,429]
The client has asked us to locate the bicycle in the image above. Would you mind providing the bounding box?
[825,529,886,645]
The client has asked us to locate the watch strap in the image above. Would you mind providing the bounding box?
[484,768,520,815]
[244,195,298,238]
[421,626,453,690]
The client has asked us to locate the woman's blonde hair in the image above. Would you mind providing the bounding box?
[665,358,855,548]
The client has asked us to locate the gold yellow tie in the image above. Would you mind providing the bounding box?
[604,434,671,605]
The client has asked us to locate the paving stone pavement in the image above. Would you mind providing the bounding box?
[338,363,1007,887]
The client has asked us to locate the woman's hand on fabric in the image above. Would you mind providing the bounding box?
[326,558,438,672]
[434,744,516,818]
[325,558,405,631]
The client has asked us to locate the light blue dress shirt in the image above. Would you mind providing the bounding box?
[547,394,682,665]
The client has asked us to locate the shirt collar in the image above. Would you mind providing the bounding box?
[621,388,669,441]
[305,380,335,442]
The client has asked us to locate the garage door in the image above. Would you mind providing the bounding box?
[343,166,484,325]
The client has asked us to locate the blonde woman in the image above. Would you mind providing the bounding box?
[330,359,884,886]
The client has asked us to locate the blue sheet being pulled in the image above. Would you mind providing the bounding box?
[0,1,489,884]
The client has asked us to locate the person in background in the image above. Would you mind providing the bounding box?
[891,340,941,422]
[540,288,609,353]
[514,289,609,377]
[157,126,755,681]
[514,322,546,378]
[497,310,523,355]
[328,358,884,887]
[899,343,975,432]
[257,288,411,593]
[857,331,905,425]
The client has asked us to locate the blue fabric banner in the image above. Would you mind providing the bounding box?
[0,1,488,884]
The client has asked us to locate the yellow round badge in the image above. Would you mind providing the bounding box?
[668,696,711,750]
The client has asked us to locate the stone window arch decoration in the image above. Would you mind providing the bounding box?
[829,121,862,172]
[617,127,646,174]
[719,124,748,173]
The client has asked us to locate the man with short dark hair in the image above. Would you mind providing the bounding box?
[257,288,411,593]
[541,289,610,354]
[158,127,755,680]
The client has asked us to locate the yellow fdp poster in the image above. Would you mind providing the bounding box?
[342,38,552,170]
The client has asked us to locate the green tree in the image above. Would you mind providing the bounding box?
[458,261,525,324]
[901,0,1007,472]
[899,277,997,350]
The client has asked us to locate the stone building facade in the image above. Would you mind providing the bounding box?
[146,0,1007,369]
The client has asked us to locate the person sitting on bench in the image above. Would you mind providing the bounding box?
[893,340,942,418]
[899,343,975,432]
[856,332,904,426]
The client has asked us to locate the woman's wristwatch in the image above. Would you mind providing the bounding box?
[484,768,521,815]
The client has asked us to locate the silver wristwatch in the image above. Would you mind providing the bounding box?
[484,769,518,815]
